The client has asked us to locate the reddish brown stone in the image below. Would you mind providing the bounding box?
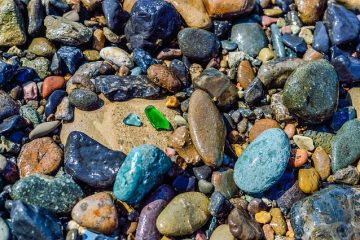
[237,60,255,89]
[202,0,256,18]
[147,64,182,93]
[249,119,280,142]
[42,76,66,98]
[295,0,327,24]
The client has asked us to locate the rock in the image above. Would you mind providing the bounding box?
[276,182,306,213]
[293,135,314,151]
[178,28,220,62]
[348,87,360,118]
[123,0,136,12]
[0,61,17,86]
[20,57,50,80]
[147,64,182,92]
[95,75,161,101]
[237,60,255,89]
[228,207,263,240]
[290,185,360,239]
[312,21,330,54]
[249,119,280,142]
[336,0,360,11]
[269,208,287,236]
[324,3,360,46]
[71,192,118,234]
[99,47,133,68]
[0,217,9,240]
[0,115,27,134]
[302,130,334,154]
[188,89,226,167]
[258,48,275,62]
[210,224,235,240]
[10,200,62,240]
[125,0,181,51]
[81,0,102,11]
[282,33,307,54]
[133,48,157,73]
[202,0,255,18]
[66,61,102,93]
[145,184,175,204]
[244,78,265,105]
[198,179,214,194]
[27,0,44,37]
[20,105,41,127]
[44,15,92,45]
[332,120,360,171]
[42,76,66,98]
[57,46,84,75]
[247,198,268,214]
[29,121,61,140]
[294,0,326,24]
[156,192,210,236]
[102,0,128,31]
[230,23,268,57]
[234,128,290,194]
[11,174,84,213]
[45,90,66,117]
[28,38,56,58]
[17,137,62,177]
[0,0,26,46]
[263,224,274,240]
[283,60,338,124]
[166,0,212,29]
[211,169,238,199]
[331,46,360,83]
[332,165,359,185]
[69,89,99,111]
[0,91,19,121]
[311,146,331,180]
[270,93,292,122]
[209,191,232,217]
[55,97,73,121]
[22,81,38,100]
[298,168,320,194]
[123,112,142,127]
[113,144,172,204]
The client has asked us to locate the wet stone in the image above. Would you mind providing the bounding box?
[45,90,66,117]
[312,21,330,54]
[228,207,263,240]
[0,90,19,122]
[147,64,182,93]
[102,0,128,31]
[69,89,99,111]
[211,169,238,199]
[133,48,157,73]
[57,46,84,75]
[332,165,359,185]
[209,191,232,218]
[331,46,360,83]
[29,121,61,140]
[27,0,45,37]
[145,105,172,131]
[244,78,265,106]
[282,33,307,54]
[0,115,27,135]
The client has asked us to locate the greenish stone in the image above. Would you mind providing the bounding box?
[28,37,56,58]
[19,105,42,127]
[198,179,214,194]
[302,130,334,154]
[123,112,142,127]
[20,57,50,80]
[332,120,360,171]
[211,169,238,199]
[0,217,9,240]
[144,105,172,131]
[11,174,84,213]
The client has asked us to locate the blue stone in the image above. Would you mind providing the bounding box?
[209,191,232,218]
[331,46,360,83]
[15,68,37,83]
[170,59,189,87]
[234,128,290,194]
[172,175,195,192]
[57,46,84,74]
[130,66,143,75]
[44,90,66,117]
[313,22,330,54]
[282,34,307,54]
[221,40,238,51]
[0,115,27,135]
[133,48,157,73]
[0,61,17,86]
[123,112,142,127]
[113,144,172,204]
[83,229,115,240]
[330,107,356,131]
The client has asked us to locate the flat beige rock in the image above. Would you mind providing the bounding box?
[60,95,177,154]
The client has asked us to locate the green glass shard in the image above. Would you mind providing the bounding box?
[144,105,172,131]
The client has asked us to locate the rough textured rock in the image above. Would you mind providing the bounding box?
[0,91,19,122]
[147,64,182,93]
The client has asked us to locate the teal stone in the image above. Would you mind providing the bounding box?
[332,120,360,171]
[123,112,142,127]
[10,174,84,213]
[0,217,9,240]
[113,144,172,204]
[234,128,290,194]
[19,105,42,127]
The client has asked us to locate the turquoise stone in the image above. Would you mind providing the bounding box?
[234,128,290,194]
[123,112,142,127]
[113,144,172,204]
[144,105,172,131]
[0,217,9,240]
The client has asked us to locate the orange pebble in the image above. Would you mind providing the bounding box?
[289,149,308,167]
[284,123,296,139]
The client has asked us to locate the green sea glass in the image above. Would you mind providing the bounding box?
[144,105,172,131]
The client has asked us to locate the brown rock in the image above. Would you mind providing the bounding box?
[166,0,212,29]
[157,49,182,60]
[42,76,66,98]
[147,64,182,93]
[336,0,360,11]
[347,87,360,119]
[228,207,263,240]
[295,0,327,24]
[237,60,255,89]
[263,224,275,240]
[311,146,331,180]
[303,47,323,61]
[188,89,226,167]
[249,119,280,142]
[80,0,101,11]
[17,137,63,177]
[169,126,201,165]
[92,29,105,51]
[284,123,296,139]
[202,0,256,18]
[71,192,118,234]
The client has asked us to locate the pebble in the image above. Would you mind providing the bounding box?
[29,120,61,140]
[27,0,44,37]
[284,123,295,139]
[69,89,99,111]
[312,21,330,54]
[209,191,232,217]
[102,0,126,31]
[133,48,157,73]
[156,192,210,236]
[0,61,17,86]
[202,0,255,18]
[331,46,360,83]
[0,115,27,135]
[237,60,255,89]
[28,37,56,58]
[276,182,306,214]
[247,198,268,214]
[188,89,226,167]
[311,147,330,180]
[99,47,133,68]
[255,211,272,224]
[298,168,320,194]
[293,135,314,151]
[270,24,286,58]
[0,91,19,121]
[42,76,65,98]
[269,208,287,236]
[331,165,359,185]
[71,192,118,234]
[55,97,74,121]
[234,128,290,194]
[263,224,275,240]
[210,224,235,240]
[249,119,280,142]
[0,217,9,240]
[22,81,38,100]
[67,61,102,93]
[348,87,360,118]
[21,57,50,79]
[244,78,265,105]
[282,33,307,54]
[258,48,275,63]
[295,0,327,24]
[289,149,308,168]
[57,46,84,74]
[198,179,213,194]
[211,169,238,199]
[228,207,263,239]
[123,112,142,127]
[147,64,182,93]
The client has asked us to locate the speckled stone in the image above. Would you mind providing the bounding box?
[69,89,99,111]
[228,207,263,240]
[28,38,56,58]
[234,128,290,194]
[302,130,334,154]
[99,47,134,68]
[0,90,19,122]
[19,105,41,127]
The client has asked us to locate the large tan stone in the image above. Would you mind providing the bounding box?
[60,95,177,154]
[336,0,360,11]
[202,0,255,18]
[123,0,137,12]
[348,87,360,119]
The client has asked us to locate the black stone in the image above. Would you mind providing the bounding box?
[282,33,307,54]
[102,0,129,32]
[244,78,265,105]
[331,46,360,83]
[69,89,99,111]
[27,0,45,37]
[0,91,19,122]
[0,115,27,134]
[133,48,157,73]
[193,165,212,180]
[11,200,63,240]
[170,59,189,87]
[44,90,66,117]
[213,20,232,38]
[57,46,84,74]
[95,75,161,101]
[275,0,293,12]
[209,191,232,218]
[125,0,181,51]
[145,184,175,204]
[0,61,17,86]
[45,0,69,15]
[64,131,126,188]
[312,21,330,54]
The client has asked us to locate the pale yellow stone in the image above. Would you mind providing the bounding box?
[299,28,313,45]
[258,48,275,63]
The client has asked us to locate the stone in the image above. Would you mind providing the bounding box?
[270,93,292,122]
[209,191,232,217]
[123,0,136,12]
[147,64,182,93]
[210,224,235,240]
[0,0,26,46]
[102,0,127,31]
[71,192,118,234]
[0,61,17,86]
[0,217,9,240]
[244,78,265,105]
[295,0,327,24]
[237,60,255,89]
[28,38,56,58]
[29,121,61,140]
[282,33,307,54]
[269,208,286,236]
[198,180,213,194]
[228,207,263,240]
[247,198,268,214]
[331,46,360,83]
[336,0,360,11]
[298,168,320,194]
[113,144,172,204]
[27,0,44,37]
[69,89,99,111]
[263,224,274,240]
[299,28,314,45]
[202,0,255,18]
[258,48,275,62]
[276,182,306,213]
[20,57,50,80]
[166,0,212,29]
[293,135,314,151]
[211,169,238,199]
[55,97,73,121]
[311,146,331,180]
[156,192,210,236]
[145,105,172,131]
[289,149,308,168]
[188,89,226,167]
[22,82,38,100]
[99,47,133,68]
[332,120,360,171]
[312,21,330,54]
[249,119,280,142]
[230,23,268,57]
[57,46,84,74]
[44,16,92,45]
[348,88,360,118]
[95,75,161,101]
[0,91,19,122]
[290,185,360,239]
[234,128,290,194]
[45,90,66,117]
[133,48,157,73]
[65,131,126,188]
[123,112,142,127]
[0,115,27,135]
[302,130,334,154]
[42,76,66,98]
[66,61,102,93]
[92,29,105,50]
[84,49,100,61]
[81,0,102,11]
[20,105,41,127]
[271,24,286,58]
[17,137,62,177]
[11,174,84,213]
[178,28,220,62]
[332,165,359,185]
[283,60,338,124]
[255,211,272,224]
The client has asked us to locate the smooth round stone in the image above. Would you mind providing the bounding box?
[249,119,280,142]
[295,0,327,24]
[230,23,268,57]
[69,89,99,111]
[202,0,255,18]
[293,135,314,151]
[298,168,320,194]
[156,192,210,236]
[198,179,214,194]
[234,128,290,194]
[282,33,307,54]
[210,224,235,240]
[0,217,9,240]
[71,192,118,234]
[188,89,226,167]
[28,37,56,58]
[113,144,172,204]
[283,60,338,124]
[311,146,330,180]
[29,121,61,140]
[312,21,330,54]
[99,47,134,68]
[211,169,238,199]
[178,28,220,62]
[228,207,263,239]
[332,120,360,171]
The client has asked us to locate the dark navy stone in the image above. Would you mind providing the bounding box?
[65,131,126,188]
[193,165,212,180]
[68,89,99,111]
[57,46,84,74]
[330,107,356,131]
[0,61,17,86]
[44,90,66,117]
[8,131,26,144]
[244,78,264,105]
[170,59,189,87]
[0,91,19,122]
[10,200,63,240]
[0,115,27,134]
[15,68,37,83]
[50,52,64,76]
[213,20,232,38]
[331,46,360,83]
[275,0,293,12]
[172,175,196,192]
[312,22,330,54]
[125,0,181,51]
[145,184,175,204]
[282,34,307,54]
[209,191,232,218]
[324,3,360,46]
[264,166,296,201]
[102,0,129,32]
[133,48,157,73]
